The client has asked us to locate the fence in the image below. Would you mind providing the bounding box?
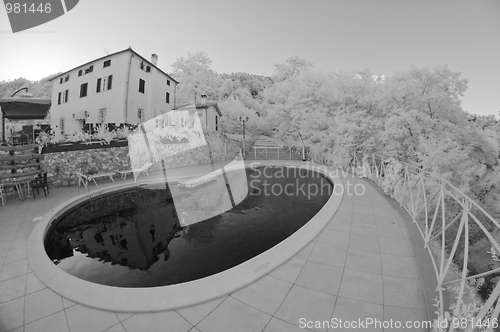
[246,146,308,160]
[331,153,500,331]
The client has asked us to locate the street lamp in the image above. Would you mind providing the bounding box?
[239,116,249,158]
[298,132,306,161]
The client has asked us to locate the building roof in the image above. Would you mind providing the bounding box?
[174,101,222,116]
[49,47,179,84]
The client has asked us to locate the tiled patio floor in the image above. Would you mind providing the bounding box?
[0,165,431,332]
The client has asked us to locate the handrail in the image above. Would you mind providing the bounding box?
[325,151,500,331]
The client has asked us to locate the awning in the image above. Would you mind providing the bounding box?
[74,110,87,120]
[0,97,51,120]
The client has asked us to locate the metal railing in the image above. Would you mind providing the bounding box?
[248,146,307,160]
[338,153,500,330]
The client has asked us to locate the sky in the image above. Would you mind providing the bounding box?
[0,0,499,117]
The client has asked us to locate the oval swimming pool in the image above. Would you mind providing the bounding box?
[44,166,333,287]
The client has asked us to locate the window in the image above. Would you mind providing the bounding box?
[80,65,93,76]
[166,79,170,86]
[58,90,69,104]
[139,79,145,93]
[146,66,151,73]
[80,83,88,98]
[84,65,93,74]
[59,118,65,133]
[138,109,145,122]
[215,115,218,131]
[165,92,170,104]
[103,60,111,68]
[60,75,69,84]
[140,62,145,70]
[96,75,113,93]
[155,118,162,128]
[98,108,106,123]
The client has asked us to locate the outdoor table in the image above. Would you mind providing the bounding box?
[12,175,36,199]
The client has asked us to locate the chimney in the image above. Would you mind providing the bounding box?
[200,93,207,104]
[151,53,158,66]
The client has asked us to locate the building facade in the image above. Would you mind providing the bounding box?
[168,95,222,133]
[49,47,178,136]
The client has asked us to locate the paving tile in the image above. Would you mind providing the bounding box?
[121,311,191,332]
[1,223,19,234]
[338,269,383,305]
[379,238,411,256]
[374,215,399,227]
[176,296,227,326]
[376,225,405,240]
[104,323,127,332]
[25,311,69,332]
[0,231,15,245]
[275,285,336,332]
[0,274,26,303]
[383,276,426,309]
[336,204,353,213]
[231,275,292,315]
[66,304,120,332]
[24,288,63,324]
[350,223,377,237]
[381,254,418,278]
[62,297,77,309]
[8,237,28,251]
[330,297,384,332]
[315,229,350,248]
[268,257,306,284]
[295,242,314,260]
[372,207,396,217]
[295,261,343,295]
[0,252,6,266]
[0,241,12,256]
[348,233,379,253]
[383,306,428,332]
[324,217,351,233]
[114,312,133,322]
[350,207,373,218]
[345,249,381,275]
[331,210,352,222]
[13,228,31,241]
[0,297,24,332]
[263,317,309,332]
[26,272,47,294]
[351,212,376,225]
[188,327,201,332]
[308,243,347,268]
[197,296,271,332]
[4,248,28,264]
[0,258,28,282]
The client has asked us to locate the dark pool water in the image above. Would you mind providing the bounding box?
[45,166,332,287]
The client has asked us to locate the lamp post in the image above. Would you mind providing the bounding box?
[298,132,306,161]
[239,116,249,158]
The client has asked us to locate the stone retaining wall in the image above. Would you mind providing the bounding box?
[40,133,249,187]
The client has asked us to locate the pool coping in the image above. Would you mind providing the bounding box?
[28,161,343,313]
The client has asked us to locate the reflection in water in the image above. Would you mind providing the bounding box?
[45,167,332,287]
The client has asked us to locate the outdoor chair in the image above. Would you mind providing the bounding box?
[31,172,49,198]
[117,162,153,181]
